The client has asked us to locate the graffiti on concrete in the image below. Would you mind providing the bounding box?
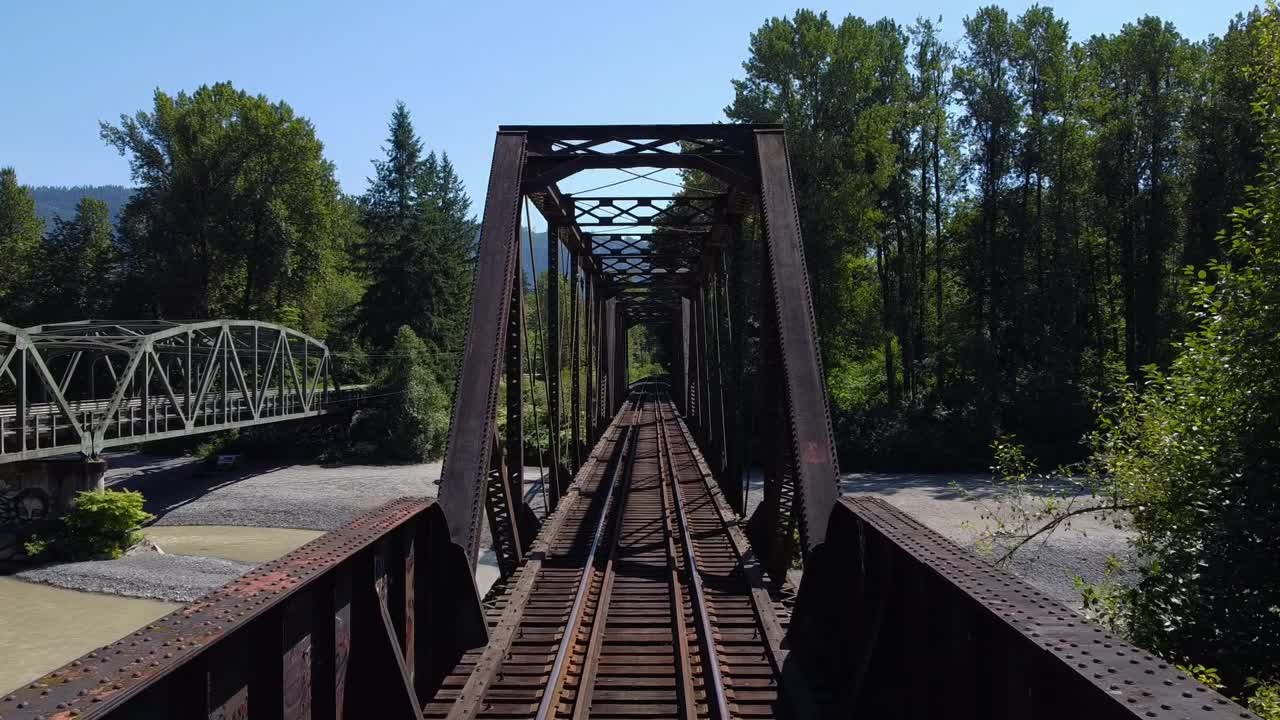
[0,485,51,527]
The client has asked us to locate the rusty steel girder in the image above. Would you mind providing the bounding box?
[1,498,484,719]
[788,497,1253,718]
[437,124,841,598]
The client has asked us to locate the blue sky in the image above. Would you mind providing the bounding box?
[1,0,1252,209]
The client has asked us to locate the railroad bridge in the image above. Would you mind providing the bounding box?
[1,125,1252,719]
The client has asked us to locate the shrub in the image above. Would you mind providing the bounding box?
[25,489,154,560]
[1088,9,1280,693]
[352,326,451,462]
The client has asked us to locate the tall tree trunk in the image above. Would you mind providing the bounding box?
[876,239,898,408]
[933,117,945,392]
[917,127,929,397]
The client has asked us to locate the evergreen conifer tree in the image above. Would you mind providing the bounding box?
[357,103,475,361]
[39,197,116,320]
[0,168,45,322]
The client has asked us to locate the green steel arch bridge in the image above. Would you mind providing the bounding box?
[0,320,362,463]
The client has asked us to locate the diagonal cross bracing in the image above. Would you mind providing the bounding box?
[0,320,357,463]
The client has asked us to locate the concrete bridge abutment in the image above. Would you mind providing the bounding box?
[0,456,108,568]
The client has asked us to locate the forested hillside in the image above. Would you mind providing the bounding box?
[29,185,132,225]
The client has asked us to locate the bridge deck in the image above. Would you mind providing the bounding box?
[428,384,792,720]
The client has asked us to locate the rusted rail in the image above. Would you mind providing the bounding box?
[427,384,794,719]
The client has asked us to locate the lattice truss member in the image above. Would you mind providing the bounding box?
[0,320,350,462]
[436,125,840,584]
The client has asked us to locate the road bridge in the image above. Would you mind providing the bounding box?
[0,320,361,463]
[1,125,1252,719]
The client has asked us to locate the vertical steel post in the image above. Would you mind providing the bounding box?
[726,220,749,515]
[187,330,194,425]
[603,298,614,417]
[696,287,711,439]
[142,351,151,435]
[16,348,27,452]
[709,251,731,488]
[614,301,624,404]
[597,296,608,429]
[505,267,524,523]
[545,223,562,507]
[672,311,685,415]
[252,327,257,419]
[681,298,692,423]
[584,277,595,444]
[621,317,629,394]
[755,128,840,555]
[569,252,581,474]
[438,130,528,570]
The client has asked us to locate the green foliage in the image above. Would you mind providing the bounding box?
[101,82,356,333]
[627,325,665,382]
[1247,680,1280,720]
[727,4,1271,471]
[1180,664,1227,691]
[22,535,49,558]
[36,197,116,320]
[967,8,1280,704]
[727,10,905,377]
[0,167,45,322]
[194,431,239,460]
[1084,6,1280,693]
[26,489,154,561]
[1071,554,1132,636]
[357,103,474,358]
[354,326,451,462]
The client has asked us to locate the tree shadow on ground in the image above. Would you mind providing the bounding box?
[104,452,289,526]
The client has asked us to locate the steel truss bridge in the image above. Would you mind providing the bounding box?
[0,320,358,463]
[4,125,1250,719]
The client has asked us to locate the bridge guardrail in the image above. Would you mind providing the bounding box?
[0,497,485,719]
[789,496,1254,719]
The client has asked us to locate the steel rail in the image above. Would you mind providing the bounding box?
[567,401,644,720]
[667,387,820,718]
[657,390,730,720]
[655,396,701,720]
[443,402,634,720]
[533,385,647,720]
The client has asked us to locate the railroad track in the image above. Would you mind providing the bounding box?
[426,381,794,719]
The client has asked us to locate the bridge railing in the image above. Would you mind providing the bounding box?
[0,498,485,719]
[788,496,1252,719]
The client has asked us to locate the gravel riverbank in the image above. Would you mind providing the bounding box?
[744,471,1134,608]
[17,452,530,601]
[21,454,1131,610]
[18,553,256,602]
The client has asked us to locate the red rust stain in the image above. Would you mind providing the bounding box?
[225,569,296,596]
